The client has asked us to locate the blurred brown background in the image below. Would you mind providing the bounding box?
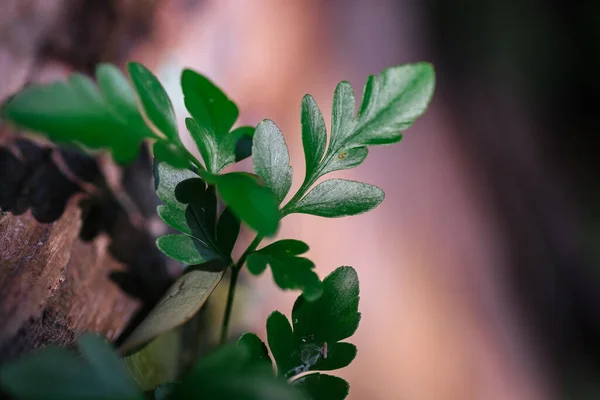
[2,0,600,399]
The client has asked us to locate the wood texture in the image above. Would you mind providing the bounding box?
[0,0,166,363]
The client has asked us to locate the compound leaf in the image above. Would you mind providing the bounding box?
[154,162,230,265]
[247,240,322,300]
[265,266,360,381]
[299,63,435,180]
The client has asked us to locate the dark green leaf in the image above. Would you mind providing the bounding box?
[222,125,255,165]
[293,266,360,343]
[289,179,384,218]
[247,240,322,300]
[263,266,359,380]
[128,62,178,141]
[0,334,143,400]
[202,172,280,236]
[310,342,357,371]
[156,234,219,265]
[154,162,233,264]
[182,70,252,173]
[232,126,255,161]
[246,253,268,275]
[266,311,295,375]
[237,333,272,367]
[0,348,96,400]
[78,334,142,399]
[252,119,293,204]
[1,64,157,164]
[293,373,349,400]
[181,69,238,135]
[216,207,241,257]
[154,382,179,400]
[121,269,223,353]
[301,95,327,180]
[176,345,307,400]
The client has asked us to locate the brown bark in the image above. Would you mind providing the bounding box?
[0,0,168,363]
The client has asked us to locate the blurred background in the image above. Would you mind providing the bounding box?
[2,0,600,399]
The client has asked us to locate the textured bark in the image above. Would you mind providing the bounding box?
[0,0,166,363]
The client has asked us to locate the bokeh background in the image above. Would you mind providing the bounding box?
[2,0,600,399]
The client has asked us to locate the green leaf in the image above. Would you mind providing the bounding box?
[181,69,238,135]
[153,141,193,169]
[78,334,142,398]
[202,172,280,236]
[182,69,254,173]
[186,118,255,174]
[154,382,179,400]
[289,179,384,218]
[1,64,157,164]
[293,266,360,343]
[120,269,223,353]
[299,63,435,180]
[154,161,235,264]
[247,240,322,300]
[175,345,307,400]
[0,334,143,400]
[157,234,219,265]
[232,126,255,161]
[237,333,273,367]
[264,266,360,380]
[293,373,349,400]
[266,311,295,373]
[301,95,327,181]
[128,62,179,141]
[319,146,368,176]
[352,63,435,145]
[252,119,293,204]
[216,207,241,257]
[328,81,356,152]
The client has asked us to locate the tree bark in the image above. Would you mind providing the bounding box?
[0,0,168,363]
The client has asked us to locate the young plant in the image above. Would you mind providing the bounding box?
[0,60,435,399]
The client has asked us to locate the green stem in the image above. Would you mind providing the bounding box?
[219,265,239,345]
[218,234,264,344]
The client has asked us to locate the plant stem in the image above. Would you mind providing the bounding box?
[218,234,264,344]
[219,265,239,345]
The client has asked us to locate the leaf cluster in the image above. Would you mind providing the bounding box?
[239,266,360,400]
[0,334,305,400]
[0,59,435,399]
